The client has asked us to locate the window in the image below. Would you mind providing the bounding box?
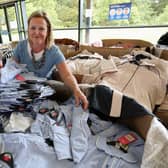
[0,0,27,43]
[1,0,167,44]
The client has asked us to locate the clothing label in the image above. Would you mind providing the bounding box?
[15,74,25,81]
[117,133,137,145]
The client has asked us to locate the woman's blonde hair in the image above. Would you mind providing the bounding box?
[28,10,53,49]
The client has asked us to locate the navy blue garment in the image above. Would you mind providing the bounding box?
[88,85,154,119]
[158,32,168,45]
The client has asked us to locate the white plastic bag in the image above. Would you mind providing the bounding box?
[0,58,27,83]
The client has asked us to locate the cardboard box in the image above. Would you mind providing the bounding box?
[79,45,130,58]
[154,47,168,60]
[102,39,153,48]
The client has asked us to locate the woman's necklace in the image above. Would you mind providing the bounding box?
[31,50,46,69]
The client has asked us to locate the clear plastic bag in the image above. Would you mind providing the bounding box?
[0,58,27,83]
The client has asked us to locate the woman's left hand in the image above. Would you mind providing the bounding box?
[73,89,89,110]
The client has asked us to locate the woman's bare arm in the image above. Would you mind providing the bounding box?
[56,62,88,110]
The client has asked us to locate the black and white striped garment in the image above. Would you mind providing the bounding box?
[88,85,154,119]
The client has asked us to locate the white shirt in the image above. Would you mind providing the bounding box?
[27,42,44,61]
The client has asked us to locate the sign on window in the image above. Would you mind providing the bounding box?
[109,2,132,20]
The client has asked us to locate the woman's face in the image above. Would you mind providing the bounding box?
[28,17,48,46]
